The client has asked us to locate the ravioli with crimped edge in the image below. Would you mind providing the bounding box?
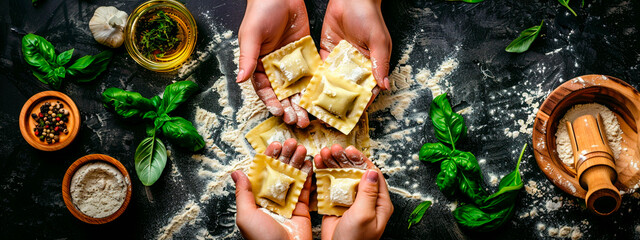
[261,35,323,100]
[247,154,308,218]
[300,40,376,135]
[315,168,366,216]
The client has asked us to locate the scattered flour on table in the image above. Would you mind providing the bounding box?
[157,201,201,240]
[554,103,623,167]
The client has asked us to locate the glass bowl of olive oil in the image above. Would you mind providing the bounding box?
[124,0,197,72]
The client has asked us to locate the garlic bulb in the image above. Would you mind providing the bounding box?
[89,6,128,48]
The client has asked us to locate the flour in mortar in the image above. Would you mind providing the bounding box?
[555,103,623,167]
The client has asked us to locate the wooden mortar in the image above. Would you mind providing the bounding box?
[532,75,640,200]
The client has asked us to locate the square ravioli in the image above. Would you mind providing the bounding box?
[245,116,318,156]
[261,35,322,100]
[300,71,372,135]
[323,40,376,90]
[247,154,308,218]
[315,168,366,216]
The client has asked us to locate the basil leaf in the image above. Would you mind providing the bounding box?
[430,93,467,148]
[419,142,452,163]
[102,88,157,119]
[481,144,526,211]
[451,150,481,176]
[458,171,487,205]
[505,21,544,53]
[56,48,74,66]
[408,201,432,229]
[44,71,61,89]
[36,35,56,64]
[143,111,158,121]
[134,136,167,186]
[67,51,112,82]
[453,203,514,232]
[436,159,458,197]
[160,81,198,115]
[22,34,55,75]
[32,71,49,84]
[153,113,171,130]
[161,117,205,151]
[558,0,577,16]
[150,96,162,109]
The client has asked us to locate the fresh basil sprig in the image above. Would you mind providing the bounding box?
[407,201,432,229]
[411,93,528,231]
[21,33,112,89]
[102,81,205,186]
[421,94,485,204]
[558,0,577,16]
[452,144,527,231]
[505,21,544,53]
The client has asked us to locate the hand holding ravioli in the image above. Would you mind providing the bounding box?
[236,0,311,128]
[314,144,394,240]
[232,139,313,240]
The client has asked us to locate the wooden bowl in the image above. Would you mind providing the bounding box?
[532,75,640,199]
[62,154,132,224]
[19,91,80,151]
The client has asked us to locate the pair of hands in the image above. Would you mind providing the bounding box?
[231,139,393,240]
[236,0,392,128]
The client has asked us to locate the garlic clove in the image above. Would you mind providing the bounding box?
[90,6,128,48]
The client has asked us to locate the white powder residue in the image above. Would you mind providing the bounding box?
[555,103,623,167]
[545,198,563,211]
[389,186,434,202]
[544,225,583,240]
[157,201,201,240]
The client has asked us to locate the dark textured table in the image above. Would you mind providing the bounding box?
[1,0,639,239]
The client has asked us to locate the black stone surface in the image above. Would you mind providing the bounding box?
[1,0,639,239]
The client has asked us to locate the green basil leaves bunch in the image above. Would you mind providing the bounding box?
[408,93,527,232]
[420,94,486,205]
[22,33,112,89]
[102,81,205,186]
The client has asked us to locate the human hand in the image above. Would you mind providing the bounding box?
[320,0,392,107]
[236,0,311,128]
[232,138,314,240]
[313,144,394,240]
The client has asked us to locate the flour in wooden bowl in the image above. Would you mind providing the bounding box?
[555,103,623,167]
[70,162,127,218]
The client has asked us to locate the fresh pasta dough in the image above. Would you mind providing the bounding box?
[247,154,308,218]
[261,35,322,100]
[300,40,376,135]
[315,168,366,216]
[245,116,318,156]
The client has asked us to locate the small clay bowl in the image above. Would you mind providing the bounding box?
[62,154,132,224]
[19,91,80,151]
[532,75,640,199]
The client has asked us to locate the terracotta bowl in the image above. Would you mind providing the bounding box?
[62,154,132,224]
[19,91,80,151]
[532,75,640,199]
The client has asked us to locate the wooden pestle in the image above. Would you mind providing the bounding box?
[566,114,621,216]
